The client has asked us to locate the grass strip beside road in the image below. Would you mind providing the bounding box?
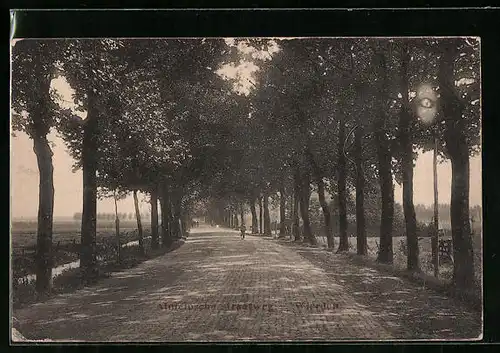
[12,238,185,310]
[275,237,481,313]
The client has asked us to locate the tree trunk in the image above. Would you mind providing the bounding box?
[167,198,175,239]
[279,186,287,237]
[432,139,440,277]
[219,204,224,225]
[259,196,263,234]
[376,131,395,264]
[299,172,315,245]
[317,177,334,249]
[80,97,99,284]
[375,51,394,264]
[337,117,349,252]
[150,188,159,250]
[306,148,334,249]
[292,174,301,241]
[172,194,182,239]
[240,204,245,226]
[181,211,188,237]
[263,194,271,235]
[234,212,239,228]
[400,43,419,271]
[439,42,475,289]
[354,123,367,256]
[250,198,258,233]
[133,190,144,255]
[179,215,184,237]
[159,194,167,246]
[449,148,474,287]
[113,190,121,263]
[33,134,54,293]
[159,183,172,247]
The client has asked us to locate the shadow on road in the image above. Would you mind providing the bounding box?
[278,241,482,340]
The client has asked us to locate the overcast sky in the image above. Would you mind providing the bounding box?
[10,38,482,219]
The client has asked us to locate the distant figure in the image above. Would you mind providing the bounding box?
[240,224,246,239]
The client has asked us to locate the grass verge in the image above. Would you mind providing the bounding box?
[12,238,185,310]
[276,236,482,313]
[342,252,482,313]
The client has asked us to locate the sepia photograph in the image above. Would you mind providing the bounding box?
[10,37,482,342]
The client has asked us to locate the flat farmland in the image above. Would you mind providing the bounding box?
[11,220,151,251]
[11,220,155,279]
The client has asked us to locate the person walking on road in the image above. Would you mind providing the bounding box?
[240,224,246,239]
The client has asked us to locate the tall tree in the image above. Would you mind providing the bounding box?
[60,39,127,283]
[240,203,245,226]
[373,47,395,264]
[298,169,315,244]
[250,197,258,233]
[171,191,183,239]
[150,188,159,249]
[306,149,334,248]
[133,190,144,254]
[292,175,301,241]
[259,196,263,234]
[398,42,419,271]
[438,39,478,288]
[279,185,287,237]
[12,40,61,293]
[263,194,272,235]
[353,119,368,255]
[80,57,99,282]
[97,187,127,263]
[159,182,172,247]
[410,38,479,286]
[337,115,349,252]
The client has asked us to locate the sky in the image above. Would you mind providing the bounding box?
[10,38,482,219]
[10,128,482,219]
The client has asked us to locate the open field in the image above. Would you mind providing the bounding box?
[11,220,150,250]
[11,220,154,281]
[11,238,183,310]
[10,220,175,309]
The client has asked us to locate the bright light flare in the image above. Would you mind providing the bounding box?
[415,84,438,125]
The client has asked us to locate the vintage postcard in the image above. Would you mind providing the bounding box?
[10,35,482,342]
